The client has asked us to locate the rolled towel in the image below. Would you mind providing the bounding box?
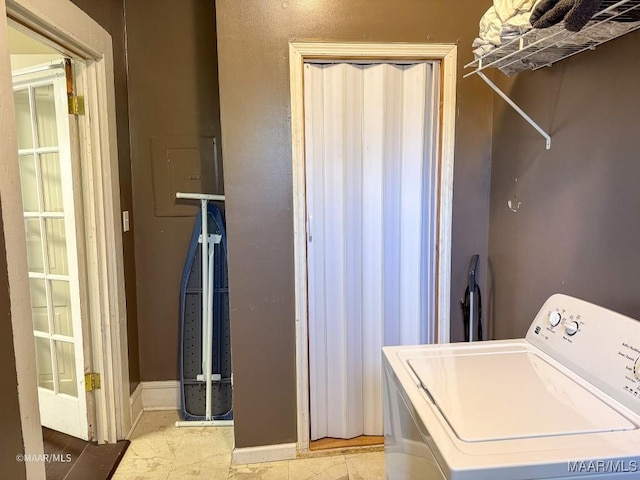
[530,0,569,27]
[530,0,604,31]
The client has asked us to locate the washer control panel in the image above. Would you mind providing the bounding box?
[526,294,640,415]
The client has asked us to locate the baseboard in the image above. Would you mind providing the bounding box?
[140,380,181,411]
[232,443,297,465]
[127,384,143,438]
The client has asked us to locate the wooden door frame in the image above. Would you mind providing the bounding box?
[0,0,130,474]
[289,41,457,453]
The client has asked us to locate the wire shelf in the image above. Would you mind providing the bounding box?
[465,0,640,77]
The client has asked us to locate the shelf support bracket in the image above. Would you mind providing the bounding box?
[477,71,551,150]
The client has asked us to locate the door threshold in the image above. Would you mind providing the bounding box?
[42,427,129,480]
[309,435,384,451]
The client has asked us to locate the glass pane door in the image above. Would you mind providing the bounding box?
[13,61,88,440]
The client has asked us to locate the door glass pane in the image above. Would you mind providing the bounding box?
[51,280,72,337]
[18,155,38,212]
[29,278,49,333]
[40,153,63,212]
[24,219,44,273]
[13,88,34,149]
[55,341,77,397]
[45,218,68,275]
[34,84,58,147]
[35,337,53,391]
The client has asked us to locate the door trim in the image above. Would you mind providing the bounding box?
[0,0,130,466]
[289,41,457,453]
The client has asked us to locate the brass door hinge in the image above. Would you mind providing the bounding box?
[85,372,100,392]
[68,95,85,116]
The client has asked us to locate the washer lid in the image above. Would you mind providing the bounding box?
[408,351,636,443]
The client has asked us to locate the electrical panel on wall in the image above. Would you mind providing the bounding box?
[150,135,221,217]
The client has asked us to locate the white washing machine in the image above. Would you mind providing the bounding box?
[383,294,640,479]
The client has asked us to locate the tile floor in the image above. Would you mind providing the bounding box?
[112,411,385,479]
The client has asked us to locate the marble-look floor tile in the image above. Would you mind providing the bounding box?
[166,465,229,479]
[115,430,184,474]
[114,446,176,477]
[288,455,347,480]
[111,468,171,480]
[130,411,183,439]
[122,420,186,465]
[228,460,289,480]
[115,411,391,480]
[167,431,232,476]
[344,451,385,480]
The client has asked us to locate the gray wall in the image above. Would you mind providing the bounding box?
[69,0,141,392]
[488,30,640,339]
[124,0,223,381]
[216,0,494,448]
[0,203,27,480]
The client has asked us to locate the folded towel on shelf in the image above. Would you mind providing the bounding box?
[530,0,604,31]
[473,0,542,58]
[494,0,540,22]
[475,6,503,48]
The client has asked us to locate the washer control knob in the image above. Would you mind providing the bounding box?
[565,321,579,336]
[634,358,640,380]
[549,310,562,327]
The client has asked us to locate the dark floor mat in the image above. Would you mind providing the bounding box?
[42,427,129,480]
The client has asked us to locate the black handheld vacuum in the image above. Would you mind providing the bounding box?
[461,255,483,342]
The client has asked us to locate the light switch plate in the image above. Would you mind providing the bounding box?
[122,211,130,232]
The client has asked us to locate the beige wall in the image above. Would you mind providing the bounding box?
[216,0,494,448]
[488,30,640,338]
[0,203,27,480]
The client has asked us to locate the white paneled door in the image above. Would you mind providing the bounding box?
[13,62,90,440]
[304,62,440,440]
